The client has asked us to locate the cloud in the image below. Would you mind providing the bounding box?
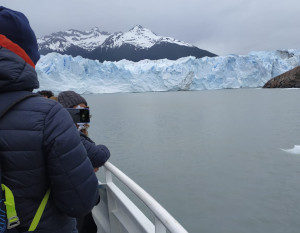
[2,0,300,55]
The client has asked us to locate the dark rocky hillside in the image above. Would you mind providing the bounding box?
[39,42,216,62]
[263,66,300,88]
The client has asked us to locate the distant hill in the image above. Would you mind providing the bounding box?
[38,25,217,62]
[263,66,300,88]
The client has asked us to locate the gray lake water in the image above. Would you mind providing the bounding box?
[85,89,300,233]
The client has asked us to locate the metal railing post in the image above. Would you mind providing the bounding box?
[105,167,113,183]
[104,167,114,232]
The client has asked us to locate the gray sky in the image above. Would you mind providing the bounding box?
[2,0,300,55]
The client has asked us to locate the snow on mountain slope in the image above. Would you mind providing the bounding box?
[103,25,193,49]
[36,50,300,94]
[38,27,111,51]
[38,25,194,51]
[38,26,215,62]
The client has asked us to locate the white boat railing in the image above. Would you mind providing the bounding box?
[92,162,188,233]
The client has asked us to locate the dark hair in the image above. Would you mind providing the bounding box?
[37,90,54,98]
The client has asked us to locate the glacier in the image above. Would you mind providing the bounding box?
[36,50,300,94]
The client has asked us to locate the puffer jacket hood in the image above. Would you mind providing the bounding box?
[0,47,39,92]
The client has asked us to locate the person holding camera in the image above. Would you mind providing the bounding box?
[58,91,110,171]
[58,91,110,233]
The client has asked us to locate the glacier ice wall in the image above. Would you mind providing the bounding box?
[36,50,300,94]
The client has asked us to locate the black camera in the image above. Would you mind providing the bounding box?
[66,108,90,123]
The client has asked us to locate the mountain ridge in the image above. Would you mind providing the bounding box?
[38,25,217,62]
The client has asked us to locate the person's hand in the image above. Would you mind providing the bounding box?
[94,167,99,173]
[80,127,89,136]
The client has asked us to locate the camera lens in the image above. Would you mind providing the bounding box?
[80,109,90,123]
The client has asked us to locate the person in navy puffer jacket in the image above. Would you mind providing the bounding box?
[58,91,110,233]
[57,91,110,172]
[0,6,99,233]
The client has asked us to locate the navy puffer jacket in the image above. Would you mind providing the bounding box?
[80,132,110,168]
[0,47,99,232]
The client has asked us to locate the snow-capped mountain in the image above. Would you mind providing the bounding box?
[38,27,111,52]
[38,25,216,62]
[36,50,300,94]
[102,25,193,49]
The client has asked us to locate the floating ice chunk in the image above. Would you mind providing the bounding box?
[282,145,300,154]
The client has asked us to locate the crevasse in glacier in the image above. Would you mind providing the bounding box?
[36,50,300,94]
